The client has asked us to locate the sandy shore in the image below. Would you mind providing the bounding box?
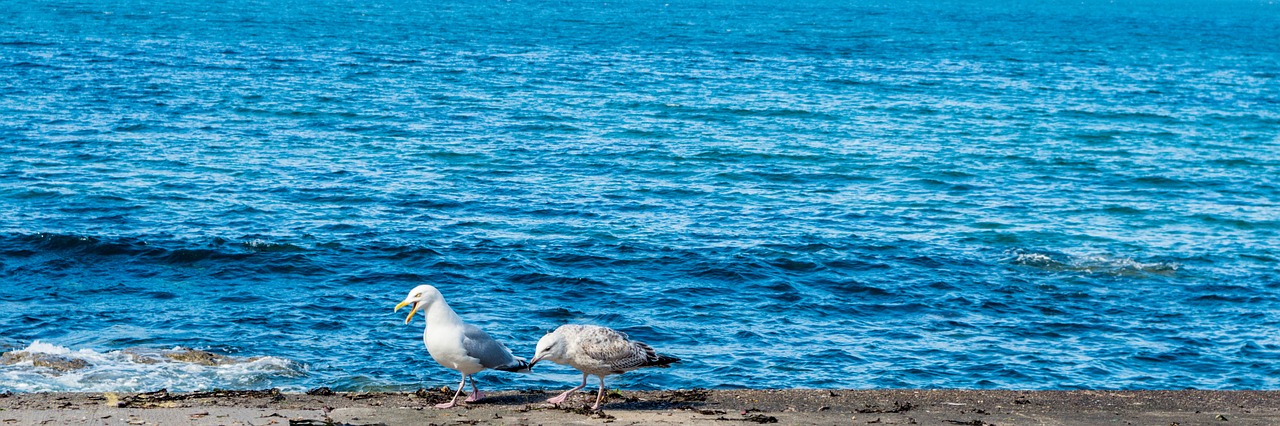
[1,388,1277,425]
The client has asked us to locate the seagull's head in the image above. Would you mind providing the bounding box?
[393,285,443,324]
[528,329,567,368]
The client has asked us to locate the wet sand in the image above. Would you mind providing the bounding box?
[1,388,1277,425]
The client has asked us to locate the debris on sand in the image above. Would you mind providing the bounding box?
[715,413,779,423]
[856,401,914,414]
[117,389,284,408]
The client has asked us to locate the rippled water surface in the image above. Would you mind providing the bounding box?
[2,0,1279,392]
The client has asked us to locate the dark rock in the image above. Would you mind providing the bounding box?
[306,387,335,396]
[1,351,90,372]
[163,349,233,366]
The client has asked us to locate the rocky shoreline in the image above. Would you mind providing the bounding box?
[1,388,1277,425]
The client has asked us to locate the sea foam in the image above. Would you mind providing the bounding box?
[0,341,306,393]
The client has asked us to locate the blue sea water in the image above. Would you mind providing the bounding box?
[1,0,1278,393]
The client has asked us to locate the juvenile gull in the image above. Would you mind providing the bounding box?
[529,324,679,409]
[394,285,529,408]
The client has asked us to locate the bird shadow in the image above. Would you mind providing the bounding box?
[472,389,711,414]
[602,388,712,411]
[468,391,550,407]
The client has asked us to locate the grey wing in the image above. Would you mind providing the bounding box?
[460,324,522,369]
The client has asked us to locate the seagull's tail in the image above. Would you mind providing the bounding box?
[645,354,680,369]
[495,357,531,374]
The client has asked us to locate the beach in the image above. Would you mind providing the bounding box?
[4,0,1280,396]
[2,389,1277,425]
[4,0,1280,420]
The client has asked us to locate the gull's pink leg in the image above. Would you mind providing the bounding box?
[435,375,468,409]
[464,378,485,402]
[547,373,588,405]
[591,376,607,410]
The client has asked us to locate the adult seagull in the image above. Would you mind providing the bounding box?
[394,285,529,408]
[529,324,679,409]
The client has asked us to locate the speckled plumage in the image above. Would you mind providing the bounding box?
[530,324,678,409]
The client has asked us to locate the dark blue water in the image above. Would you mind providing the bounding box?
[2,0,1279,393]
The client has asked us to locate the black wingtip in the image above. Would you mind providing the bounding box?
[647,354,680,368]
[495,359,532,373]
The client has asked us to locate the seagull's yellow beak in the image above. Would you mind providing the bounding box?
[394,300,419,324]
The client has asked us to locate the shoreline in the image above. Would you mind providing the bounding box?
[2,389,1278,425]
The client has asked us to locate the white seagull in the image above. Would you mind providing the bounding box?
[394,285,529,408]
[529,324,679,409]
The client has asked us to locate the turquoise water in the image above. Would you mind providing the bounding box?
[1,0,1278,392]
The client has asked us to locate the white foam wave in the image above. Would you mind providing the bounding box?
[0,341,306,393]
[22,341,72,355]
[1007,250,1179,277]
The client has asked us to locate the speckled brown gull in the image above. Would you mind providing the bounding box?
[528,324,679,409]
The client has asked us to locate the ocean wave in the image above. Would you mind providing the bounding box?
[0,342,305,393]
[1005,249,1179,277]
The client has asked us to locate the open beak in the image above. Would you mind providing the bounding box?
[394,300,420,324]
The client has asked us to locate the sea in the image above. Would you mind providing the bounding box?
[1,0,1278,393]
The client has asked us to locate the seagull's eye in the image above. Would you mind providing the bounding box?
[414,293,422,298]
